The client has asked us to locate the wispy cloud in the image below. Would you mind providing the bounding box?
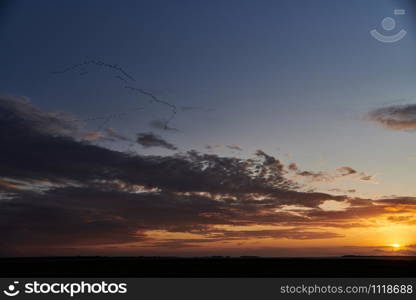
[367,104,416,131]
[205,144,243,151]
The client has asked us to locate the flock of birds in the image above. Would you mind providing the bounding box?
[52,59,178,131]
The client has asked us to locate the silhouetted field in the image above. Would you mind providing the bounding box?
[1,256,416,277]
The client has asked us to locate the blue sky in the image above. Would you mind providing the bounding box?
[3,0,416,256]
[4,0,416,256]
[2,0,416,198]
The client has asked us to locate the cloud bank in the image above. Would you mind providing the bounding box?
[0,95,412,256]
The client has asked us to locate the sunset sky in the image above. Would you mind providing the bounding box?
[2,0,416,256]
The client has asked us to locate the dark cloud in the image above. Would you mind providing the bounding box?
[0,185,345,250]
[0,187,226,248]
[0,95,410,255]
[255,150,281,166]
[0,95,327,197]
[376,197,416,205]
[0,95,80,137]
[337,167,357,177]
[137,132,177,150]
[367,104,416,131]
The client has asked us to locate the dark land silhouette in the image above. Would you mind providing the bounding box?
[1,256,416,277]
